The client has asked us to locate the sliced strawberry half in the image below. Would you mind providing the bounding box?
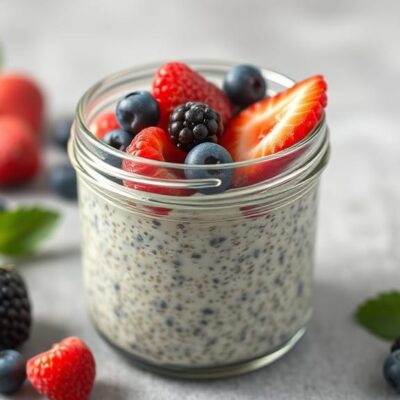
[152,62,234,129]
[220,75,327,187]
[122,127,190,196]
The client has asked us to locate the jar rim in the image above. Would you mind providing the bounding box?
[74,59,323,170]
[70,60,330,209]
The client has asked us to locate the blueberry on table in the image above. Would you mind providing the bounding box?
[116,91,160,134]
[101,129,134,151]
[0,350,26,394]
[48,164,77,200]
[223,64,267,107]
[184,142,233,194]
[391,338,400,353]
[53,116,73,150]
[383,350,400,393]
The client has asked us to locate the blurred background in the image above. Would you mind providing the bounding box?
[1,0,400,399]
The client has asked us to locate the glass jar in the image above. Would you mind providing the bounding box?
[69,61,330,379]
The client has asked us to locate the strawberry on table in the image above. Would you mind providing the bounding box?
[0,115,41,185]
[27,337,95,400]
[122,127,190,196]
[220,75,327,187]
[152,62,233,129]
[0,73,44,136]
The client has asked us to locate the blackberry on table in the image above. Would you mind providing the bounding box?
[0,266,31,349]
[168,102,223,152]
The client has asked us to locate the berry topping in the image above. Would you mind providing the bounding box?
[384,350,400,393]
[220,75,327,186]
[0,115,41,185]
[0,266,31,350]
[168,102,223,152]
[0,73,44,135]
[152,62,233,129]
[223,64,267,107]
[90,112,120,139]
[27,337,96,400]
[116,91,160,134]
[0,350,26,394]
[184,143,233,194]
[53,116,73,150]
[122,127,189,196]
[101,129,134,151]
[48,164,78,200]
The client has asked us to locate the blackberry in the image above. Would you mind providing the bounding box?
[168,102,223,152]
[0,267,31,349]
[392,338,400,353]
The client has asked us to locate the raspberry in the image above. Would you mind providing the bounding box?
[27,337,96,400]
[152,62,233,129]
[89,112,120,139]
[0,266,31,349]
[168,102,223,152]
[0,116,41,185]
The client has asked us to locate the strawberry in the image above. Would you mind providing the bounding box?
[0,115,41,185]
[220,75,327,187]
[152,62,233,129]
[122,127,191,196]
[0,73,44,135]
[90,112,120,139]
[26,337,96,400]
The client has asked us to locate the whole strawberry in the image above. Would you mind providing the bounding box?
[152,62,233,129]
[0,73,44,136]
[0,115,40,185]
[27,337,96,400]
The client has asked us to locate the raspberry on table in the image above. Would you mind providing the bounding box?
[0,266,31,350]
[27,336,96,400]
[168,102,223,152]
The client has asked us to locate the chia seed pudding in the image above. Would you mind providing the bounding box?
[70,61,329,377]
[79,181,318,367]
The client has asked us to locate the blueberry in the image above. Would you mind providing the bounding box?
[101,129,134,152]
[0,201,6,212]
[116,91,160,134]
[53,116,73,150]
[48,164,77,200]
[184,143,233,194]
[0,350,26,394]
[383,350,400,393]
[223,64,267,107]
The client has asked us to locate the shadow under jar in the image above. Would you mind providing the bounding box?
[69,61,330,379]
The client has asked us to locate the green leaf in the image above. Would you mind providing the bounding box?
[0,207,60,257]
[355,291,400,340]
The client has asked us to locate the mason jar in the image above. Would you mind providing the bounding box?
[69,61,330,379]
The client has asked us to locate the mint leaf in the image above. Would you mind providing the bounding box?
[0,207,60,257]
[355,291,400,340]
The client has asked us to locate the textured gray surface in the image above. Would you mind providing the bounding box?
[1,0,400,398]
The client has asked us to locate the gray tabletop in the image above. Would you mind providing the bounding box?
[1,0,400,398]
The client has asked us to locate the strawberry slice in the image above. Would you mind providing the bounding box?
[122,127,190,196]
[152,62,233,129]
[220,75,327,187]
